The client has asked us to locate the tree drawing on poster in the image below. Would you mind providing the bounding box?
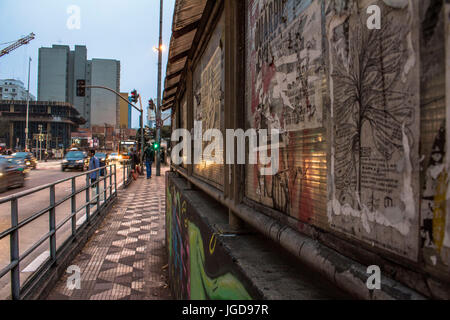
[327,1,419,259]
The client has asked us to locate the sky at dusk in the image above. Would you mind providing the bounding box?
[0,0,175,128]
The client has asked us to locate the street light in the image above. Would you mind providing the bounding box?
[25,57,31,152]
[154,0,164,177]
[38,124,43,161]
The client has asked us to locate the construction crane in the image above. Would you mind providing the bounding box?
[0,33,35,58]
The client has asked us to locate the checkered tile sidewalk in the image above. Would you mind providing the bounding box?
[47,167,172,300]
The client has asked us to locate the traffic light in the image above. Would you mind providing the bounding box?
[148,99,155,111]
[76,80,86,97]
[130,90,139,103]
[153,142,160,151]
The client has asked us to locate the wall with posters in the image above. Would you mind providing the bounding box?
[244,0,449,289]
[167,0,450,299]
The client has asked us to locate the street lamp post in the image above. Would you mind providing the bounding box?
[156,0,163,177]
[38,124,43,161]
[25,57,31,151]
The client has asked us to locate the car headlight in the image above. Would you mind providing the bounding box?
[26,161,31,165]
[62,160,68,163]
[76,160,83,163]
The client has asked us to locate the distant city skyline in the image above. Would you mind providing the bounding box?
[0,0,175,128]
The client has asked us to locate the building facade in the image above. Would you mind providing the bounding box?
[163,0,450,300]
[38,45,120,128]
[0,100,85,152]
[119,92,131,129]
[0,79,36,101]
[88,59,121,128]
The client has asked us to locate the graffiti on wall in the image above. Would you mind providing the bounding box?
[166,183,253,300]
[166,185,190,299]
[420,124,449,268]
[327,1,420,260]
[246,0,327,222]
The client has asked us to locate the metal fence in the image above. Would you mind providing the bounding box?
[0,163,122,299]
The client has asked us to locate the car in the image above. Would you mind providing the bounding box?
[107,152,121,163]
[95,152,108,166]
[0,158,25,193]
[62,151,89,172]
[2,156,30,176]
[12,152,37,170]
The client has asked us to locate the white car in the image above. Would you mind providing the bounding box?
[108,153,121,162]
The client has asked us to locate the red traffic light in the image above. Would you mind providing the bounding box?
[130,90,139,103]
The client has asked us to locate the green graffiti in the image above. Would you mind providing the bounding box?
[189,222,252,300]
[166,186,173,258]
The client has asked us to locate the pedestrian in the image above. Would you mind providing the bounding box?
[144,144,155,179]
[89,149,100,205]
[130,148,138,180]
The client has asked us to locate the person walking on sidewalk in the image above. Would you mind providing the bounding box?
[89,149,100,205]
[144,143,155,179]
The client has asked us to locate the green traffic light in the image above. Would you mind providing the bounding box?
[153,143,159,150]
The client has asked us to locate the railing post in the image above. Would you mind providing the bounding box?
[109,165,113,199]
[96,169,100,212]
[10,198,20,300]
[114,164,117,195]
[123,161,125,188]
[86,173,90,223]
[71,177,76,236]
[49,185,56,261]
[104,167,107,204]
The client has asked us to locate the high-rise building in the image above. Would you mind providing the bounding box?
[88,59,120,127]
[37,45,120,129]
[0,79,36,101]
[119,92,131,129]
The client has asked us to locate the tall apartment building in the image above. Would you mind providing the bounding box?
[37,45,120,128]
[119,92,132,129]
[88,59,120,127]
[0,79,36,101]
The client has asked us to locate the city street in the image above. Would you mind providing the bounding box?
[0,160,126,299]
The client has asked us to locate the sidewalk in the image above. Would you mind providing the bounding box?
[47,167,172,300]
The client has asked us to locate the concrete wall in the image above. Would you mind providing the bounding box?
[166,175,255,300]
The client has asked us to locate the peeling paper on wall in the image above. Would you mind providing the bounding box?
[329,124,415,236]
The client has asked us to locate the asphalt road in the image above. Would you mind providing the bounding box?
[0,160,126,299]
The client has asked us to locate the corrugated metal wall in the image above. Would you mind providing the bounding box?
[180,93,188,169]
[245,0,329,228]
[192,13,225,190]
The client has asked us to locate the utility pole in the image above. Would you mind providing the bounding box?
[138,96,145,175]
[38,124,43,161]
[25,57,31,151]
[156,0,163,177]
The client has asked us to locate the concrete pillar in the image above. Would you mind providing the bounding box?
[225,0,245,226]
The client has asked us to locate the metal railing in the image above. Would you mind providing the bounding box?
[0,164,121,300]
[122,159,133,188]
